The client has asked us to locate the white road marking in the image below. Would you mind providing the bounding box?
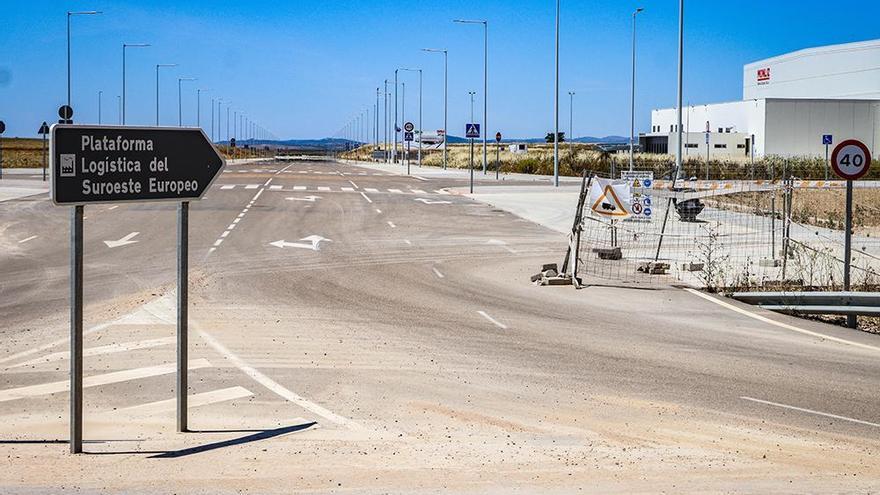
[413,176,429,181]
[293,186,306,191]
[102,386,254,418]
[0,359,211,403]
[104,232,140,248]
[486,239,517,254]
[245,184,259,189]
[387,221,396,228]
[213,239,223,247]
[237,213,245,219]
[220,185,235,190]
[6,337,176,369]
[360,192,373,204]
[270,185,283,190]
[365,188,379,193]
[318,186,331,191]
[410,189,427,194]
[740,396,880,429]
[434,190,450,195]
[341,187,354,192]
[18,235,38,244]
[404,239,412,245]
[232,218,240,224]
[432,267,445,278]
[684,288,880,353]
[263,178,273,187]
[414,198,452,205]
[477,311,508,330]
[375,208,382,214]
[208,247,216,254]
[275,164,293,174]
[227,223,236,230]
[348,180,359,189]
[195,326,362,430]
[220,231,230,238]
[107,205,119,210]
[389,188,403,194]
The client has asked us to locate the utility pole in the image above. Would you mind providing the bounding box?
[630,7,644,171]
[553,0,560,187]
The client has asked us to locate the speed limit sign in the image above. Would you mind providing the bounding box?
[831,139,872,180]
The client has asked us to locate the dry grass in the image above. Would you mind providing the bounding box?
[0,138,46,168]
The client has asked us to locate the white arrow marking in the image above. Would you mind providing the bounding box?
[270,235,331,251]
[104,232,140,248]
[414,198,452,205]
[286,195,322,202]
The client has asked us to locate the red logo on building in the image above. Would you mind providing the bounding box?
[757,67,771,84]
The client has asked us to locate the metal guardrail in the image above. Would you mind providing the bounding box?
[731,291,880,317]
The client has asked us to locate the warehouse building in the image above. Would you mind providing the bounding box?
[642,38,880,159]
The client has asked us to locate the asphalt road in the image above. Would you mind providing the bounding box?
[1,158,879,493]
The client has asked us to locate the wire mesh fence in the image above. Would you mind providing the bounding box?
[576,171,880,292]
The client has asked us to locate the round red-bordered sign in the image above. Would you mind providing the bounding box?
[831,139,872,180]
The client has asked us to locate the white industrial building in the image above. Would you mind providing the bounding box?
[642,39,880,159]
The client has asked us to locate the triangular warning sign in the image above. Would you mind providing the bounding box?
[590,184,630,218]
[633,179,642,188]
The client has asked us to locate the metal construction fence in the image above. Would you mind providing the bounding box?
[575,172,880,292]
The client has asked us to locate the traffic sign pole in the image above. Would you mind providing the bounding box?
[177,201,189,432]
[0,120,5,179]
[70,205,84,454]
[844,180,854,328]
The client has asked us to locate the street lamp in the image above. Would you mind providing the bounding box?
[553,0,560,187]
[422,48,448,169]
[67,10,102,113]
[675,0,684,180]
[399,68,422,167]
[155,63,177,125]
[98,90,103,124]
[630,7,645,171]
[122,42,150,125]
[177,77,196,127]
[468,91,477,193]
[454,19,488,174]
[197,89,209,128]
[568,91,575,157]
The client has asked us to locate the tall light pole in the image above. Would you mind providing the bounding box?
[122,43,150,125]
[211,98,215,141]
[67,11,102,114]
[177,77,196,127]
[422,48,448,169]
[675,0,684,180]
[117,95,121,124]
[155,63,177,126]
[197,89,209,128]
[468,91,476,193]
[553,1,560,187]
[630,7,645,171]
[454,19,488,173]
[98,91,103,124]
[393,69,400,163]
[568,91,575,157]
[400,68,422,167]
[383,80,389,162]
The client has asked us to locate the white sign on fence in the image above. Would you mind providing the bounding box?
[620,170,654,222]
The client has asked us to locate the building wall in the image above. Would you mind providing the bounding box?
[670,132,752,161]
[763,99,880,157]
[744,39,880,101]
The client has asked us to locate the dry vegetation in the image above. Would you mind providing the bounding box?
[0,137,46,168]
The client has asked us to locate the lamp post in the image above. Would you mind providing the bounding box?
[383,80,389,162]
[155,63,177,125]
[568,91,575,157]
[422,48,448,169]
[197,89,209,128]
[553,1,560,187]
[98,91,103,124]
[117,95,121,124]
[675,0,684,180]
[454,19,488,174]
[67,11,102,114]
[630,7,645,171]
[122,43,151,125]
[177,77,196,127]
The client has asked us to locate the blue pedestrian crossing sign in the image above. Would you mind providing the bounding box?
[404,131,414,142]
[823,134,833,145]
[465,123,481,139]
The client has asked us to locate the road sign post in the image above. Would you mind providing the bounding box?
[830,139,871,329]
[404,123,414,175]
[466,123,481,193]
[823,134,833,180]
[39,122,50,181]
[495,132,502,180]
[51,124,225,451]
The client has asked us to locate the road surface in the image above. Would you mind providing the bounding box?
[1,159,878,493]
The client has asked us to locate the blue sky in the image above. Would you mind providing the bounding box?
[1,0,878,139]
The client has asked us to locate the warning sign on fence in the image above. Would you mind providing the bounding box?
[621,170,654,222]
[589,178,632,219]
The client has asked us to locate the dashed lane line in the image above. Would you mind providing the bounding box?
[18,235,38,244]
[740,396,880,429]
[348,180,359,189]
[477,311,508,330]
[387,221,396,228]
[360,192,373,204]
[100,386,254,418]
[195,324,363,431]
[432,267,445,278]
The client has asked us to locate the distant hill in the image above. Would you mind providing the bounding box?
[220,134,628,151]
